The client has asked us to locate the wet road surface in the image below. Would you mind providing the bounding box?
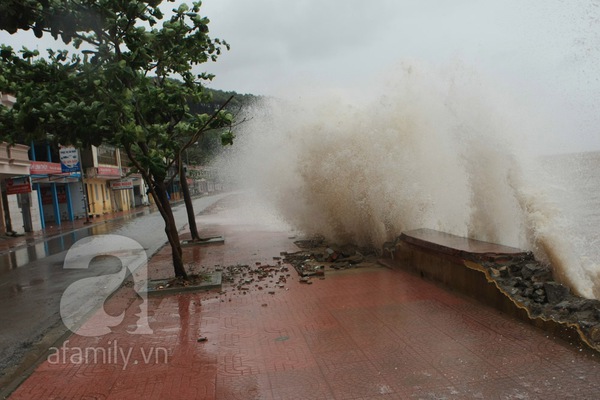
[0,193,229,386]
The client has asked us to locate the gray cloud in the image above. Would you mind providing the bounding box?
[1,0,599,151]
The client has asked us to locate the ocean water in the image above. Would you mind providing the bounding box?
[537,151,600,298]
[216,62,600,300]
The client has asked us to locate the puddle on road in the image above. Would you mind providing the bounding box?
[0,223,113,274]
[0,201,211,275]
[5,278,45,296]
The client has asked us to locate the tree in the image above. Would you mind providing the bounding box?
[178,154,201,240]
[0,0,234,279]
[0,0,91,39]
[175,97,232,242]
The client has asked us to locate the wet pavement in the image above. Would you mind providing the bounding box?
[0,193,230,392]
[4,194,600,399]
[0,207,155,261]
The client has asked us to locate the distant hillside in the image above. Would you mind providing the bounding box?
[185,88,262,165]
[190,88,262,115]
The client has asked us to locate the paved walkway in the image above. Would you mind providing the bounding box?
[6,195,600,399]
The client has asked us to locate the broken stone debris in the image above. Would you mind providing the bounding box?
[189,237,384,312]
[197,262,291,303]
[285,238,377,278]
[479,256,600,349]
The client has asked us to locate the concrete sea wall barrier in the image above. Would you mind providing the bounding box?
[380,229,600,353]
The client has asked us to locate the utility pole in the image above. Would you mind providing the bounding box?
[77,149,91,224]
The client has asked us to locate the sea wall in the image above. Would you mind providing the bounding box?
[381,229,600,353]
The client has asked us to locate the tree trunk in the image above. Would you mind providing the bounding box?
[152,180,188,279]
[124,143,188,280]
[179,159,200,241]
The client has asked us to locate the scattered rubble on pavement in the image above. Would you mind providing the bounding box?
[192,236,383,300]
[197,262,292,299]
[281,236,380,278]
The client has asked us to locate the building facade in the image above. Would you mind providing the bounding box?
[81,144,148,217]
[1,92,153,234]
[0,93,41,235]
[28,142,87,228]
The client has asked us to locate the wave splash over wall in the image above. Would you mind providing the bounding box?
[218,62,599,299]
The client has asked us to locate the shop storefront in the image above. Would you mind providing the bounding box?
[110,178,135,211]
[29,161,86,228]
[85,165,126,216]
[120,167,148,207]
[0,142,39,234]
[3,175,42,234]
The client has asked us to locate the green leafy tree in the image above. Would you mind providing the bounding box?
[0,0,233,279]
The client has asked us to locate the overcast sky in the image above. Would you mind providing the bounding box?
[1,0,599,150]
[198,0,600,151]
[198,0,597,95]
[0,0,595,97]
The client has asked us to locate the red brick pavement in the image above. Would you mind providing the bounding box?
[7,195,600,399]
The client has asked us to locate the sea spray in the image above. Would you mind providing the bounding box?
[529,152,600,299]
[217,61,599,299]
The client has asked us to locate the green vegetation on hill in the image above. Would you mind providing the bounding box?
[185,88,261,165]
[191,87,261,115]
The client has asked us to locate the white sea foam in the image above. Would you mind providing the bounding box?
[216,60,600,299]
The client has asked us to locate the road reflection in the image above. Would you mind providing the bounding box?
[0,211,146,274]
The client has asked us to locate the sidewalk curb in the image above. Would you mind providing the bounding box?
[143,272,222,296]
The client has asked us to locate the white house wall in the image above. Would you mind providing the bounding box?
[6,192,41,234]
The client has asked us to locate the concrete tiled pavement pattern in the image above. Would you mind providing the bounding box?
[8,195,600,399]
